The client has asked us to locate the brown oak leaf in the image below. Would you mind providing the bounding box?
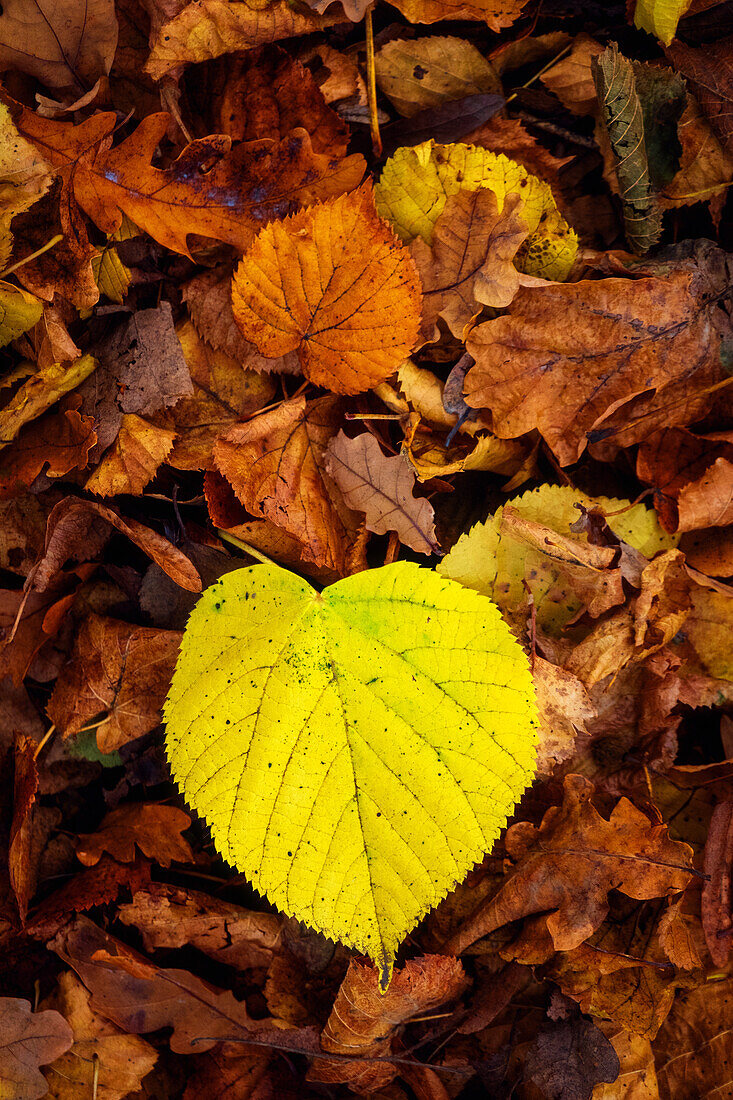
[76,804,194,869]
[0,997,72,1100]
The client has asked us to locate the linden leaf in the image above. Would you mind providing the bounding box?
[231,185,421,394]
[438,485,676,635]
[374,140,578,280]
[164,561,538,984]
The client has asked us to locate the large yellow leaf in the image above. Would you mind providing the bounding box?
[231,186,421,394]
[438,485,677,635]
[164,561,538,984]
[375,140,577,280]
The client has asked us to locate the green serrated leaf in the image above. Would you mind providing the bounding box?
[592,44,662,254]
[164,561,538,986]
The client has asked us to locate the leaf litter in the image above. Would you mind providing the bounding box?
[0,0,732,1096]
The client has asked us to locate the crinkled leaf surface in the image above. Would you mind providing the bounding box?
[375,140,577,280]
[164,561,538,984]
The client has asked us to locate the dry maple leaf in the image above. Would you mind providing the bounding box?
[325,430,439,555]
[213,396,361,574]
[0,997,72,1100]
[15,108,365,257]
[445,774,695,957]
[310,956,468,1089]
[76,804,195,869]
[231,185,421,395]
[465,266,727,465]
[47,613,182,752]
[40,971,157,1100]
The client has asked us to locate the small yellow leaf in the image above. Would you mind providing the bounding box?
[92,214,139,303]
[375,140,577,280]
[231,185,421,395]
[164,561,538,982]
[0,354,96,450]
[438,485,677,634]
[0,280,43,348]
[634,0,692,44]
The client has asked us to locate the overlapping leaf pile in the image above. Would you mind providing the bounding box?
[0,0,732,1095]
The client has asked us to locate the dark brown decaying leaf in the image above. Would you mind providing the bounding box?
[702,800,733,967]
[523,1013,621,1099]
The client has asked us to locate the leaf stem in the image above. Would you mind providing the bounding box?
[1,234,63,278]
[365,5,382,157]
[215,528,276,565]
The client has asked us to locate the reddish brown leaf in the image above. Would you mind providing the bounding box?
[702,799,733,967]
[75,804,194,868]
[8,733,40,924]
[667,38,733,155]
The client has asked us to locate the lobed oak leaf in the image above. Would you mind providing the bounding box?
[47,613,182,752]
[86,414,177,497]
[410,189,545,342]
[231,186,421,395]
[215,47,349,156]
[28,498,201,594]
[375,36,501,118]
[309,956,468,1089]
[445,774,695,957]
[214,396,361,574]
[0,0,118,93]
[375,140,578,280]
[325,430,439,555]
[40,972,157,1100]
[464,267,727,466]
[17,108,365,258]
[76,804,194,868]
[50,917,267,1054]
[146,0,342,81]
[0,997,72,1100]
[118,882,282,970]
[0,406,96,499]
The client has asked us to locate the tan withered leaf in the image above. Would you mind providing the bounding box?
[86,414,176,497]
[213,396,361,574]
[146,0,342,81]
[325,430,439,555]
[0,998,72,1100]
[637,427,733,533]
[445,774,694,956]
[0,0,118,92]
[40,972,157,1100]
[702,800,733,967]
[9,732,40,923]
[533,657,596,778]
[50,917,264,1055]
[410,189,545,341]
[231,185,421,394]
[76,804,194,869]
[16,108,365,258]
[465,267,727,465]
[654,977,733,1098]
[29,497,201,594]
[216,47,349,156]
[47,613,181,752]
[310,956,468,1089]
[118,882,282,971]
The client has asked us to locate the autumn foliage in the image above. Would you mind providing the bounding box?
[0,0,733,1097]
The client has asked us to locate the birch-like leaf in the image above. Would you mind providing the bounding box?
[164,561,539,987]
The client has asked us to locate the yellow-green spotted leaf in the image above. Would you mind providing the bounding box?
[375,140,578,280]
[164,561,538,984]
[634,0,692,45]
[0,279,42,347]
[438,485,678,635]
